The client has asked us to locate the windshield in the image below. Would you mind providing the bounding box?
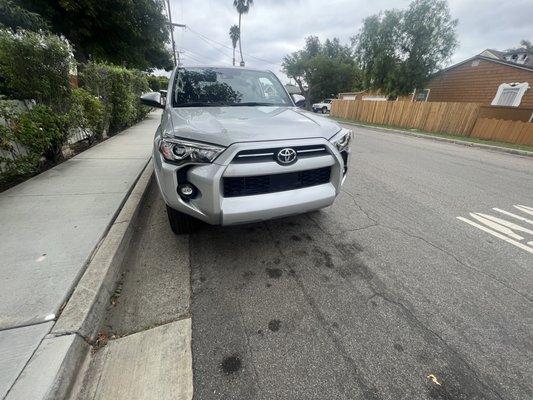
[172,67,292,107]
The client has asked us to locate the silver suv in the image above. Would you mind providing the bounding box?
[141,67,352,234]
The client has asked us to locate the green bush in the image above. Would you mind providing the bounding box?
[67,88,106,141]
[80,62,150,133]
[15,105,67,161]
[0,101,68,184]
[130,69,150,122]
[0,29,73,112]
[147,75,169,92]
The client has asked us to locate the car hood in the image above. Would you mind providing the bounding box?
[166,106,341,147]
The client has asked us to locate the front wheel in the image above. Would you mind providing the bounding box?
[322,106,328,114]
[166,205,199,234]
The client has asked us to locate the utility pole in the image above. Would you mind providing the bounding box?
[165,0,186,67]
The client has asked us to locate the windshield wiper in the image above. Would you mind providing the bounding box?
[230,102,283,107]
[177,101,229,107]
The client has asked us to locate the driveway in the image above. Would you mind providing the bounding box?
[103,124,533,400]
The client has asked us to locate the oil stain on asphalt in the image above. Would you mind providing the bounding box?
[221,355,242,374]
[268,319,281,332]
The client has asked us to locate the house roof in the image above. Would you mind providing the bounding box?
[481,47,533,66]
[435,54,533,76]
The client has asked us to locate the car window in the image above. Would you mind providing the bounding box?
[173,67,291,107]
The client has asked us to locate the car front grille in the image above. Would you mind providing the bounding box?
[223,167,331,197]
[232,145,328,163]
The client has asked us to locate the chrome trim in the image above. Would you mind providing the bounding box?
[236,152,275,158]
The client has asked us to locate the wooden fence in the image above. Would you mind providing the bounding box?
[331,100,533,146]
[331,100,480,136]
[471,118,533,146]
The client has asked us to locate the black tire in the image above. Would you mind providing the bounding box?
[322,106,328,114]
[166,205,199,234]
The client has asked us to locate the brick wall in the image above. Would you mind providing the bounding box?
[426,58,533,108]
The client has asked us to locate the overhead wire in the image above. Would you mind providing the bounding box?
[186,25,279,66]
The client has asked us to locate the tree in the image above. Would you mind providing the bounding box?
[353,0,457,96]
[520,40,532,52]
[352,10,402,94]
[506,40,533,52]
[282,36,359,110]
[0,0,49,31]
[233,0,253,67]
[15,0,172,70]
[229,25,240,66]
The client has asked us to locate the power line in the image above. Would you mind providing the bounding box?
[180,49,214,64]
[186,29,234,60]
[186,26,279,66]
[181,47,221,62]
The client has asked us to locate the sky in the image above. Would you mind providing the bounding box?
[167,0,533,83]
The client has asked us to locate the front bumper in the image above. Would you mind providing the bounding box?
[153,138,348,226]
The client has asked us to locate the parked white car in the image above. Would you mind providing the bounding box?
[312,99,333,114]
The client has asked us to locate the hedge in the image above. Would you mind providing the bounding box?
[0,29,72,112]
[80,62,150,133]
[0,29,151,187]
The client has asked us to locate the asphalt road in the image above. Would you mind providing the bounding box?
[105,126,533,400]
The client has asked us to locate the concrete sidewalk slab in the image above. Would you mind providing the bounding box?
[5,333,88,400]
[0,111,160,399]
[75,319,193,400]
[0,322,53,398]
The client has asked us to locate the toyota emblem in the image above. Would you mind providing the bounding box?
[276,148,297,165]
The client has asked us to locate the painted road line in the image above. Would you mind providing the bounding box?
[514,205,533,216]
[475,213,533,235]
[469,213,524,240]
[457,217,533,255]
[493,208,533,225]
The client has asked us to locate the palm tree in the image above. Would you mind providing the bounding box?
[229,25,240,66]
[233,0,254,66]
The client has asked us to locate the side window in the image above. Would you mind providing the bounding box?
[259,76,285,102]
[414,89,430,102]
[491,82,529,107]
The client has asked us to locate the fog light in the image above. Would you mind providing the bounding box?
[178,183,196,199]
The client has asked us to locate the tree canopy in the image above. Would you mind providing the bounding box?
[282,36,359,109]
[13,0,172,70]
[353,0,458,96]
[0,0,49,31]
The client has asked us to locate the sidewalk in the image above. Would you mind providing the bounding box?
[0,112,160,399]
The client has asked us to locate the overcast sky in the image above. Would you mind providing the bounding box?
[168,0,533,82]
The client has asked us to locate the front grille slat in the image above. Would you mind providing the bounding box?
[233,145,328,162]
[223,167,331,197]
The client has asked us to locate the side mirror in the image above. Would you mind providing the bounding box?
[291,94,306,108]
[140,92,165,109]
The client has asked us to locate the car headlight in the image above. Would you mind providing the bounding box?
[330,129,353,152]
[158,137,225,165]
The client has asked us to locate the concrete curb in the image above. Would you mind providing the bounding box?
[5,161,155,400]
[336,120,533,157]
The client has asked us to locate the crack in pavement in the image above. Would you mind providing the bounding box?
[264,223,382,400]
[303,203,506,400]
[342,188,531,302]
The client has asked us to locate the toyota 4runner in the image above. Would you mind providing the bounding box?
[140,67,352,234]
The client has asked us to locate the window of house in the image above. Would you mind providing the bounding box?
[491,82,530,107]
[414,89,430,102]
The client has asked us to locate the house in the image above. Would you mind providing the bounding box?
[338,90,412,102]
[417,48,533,108]
[338,90,395,101]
